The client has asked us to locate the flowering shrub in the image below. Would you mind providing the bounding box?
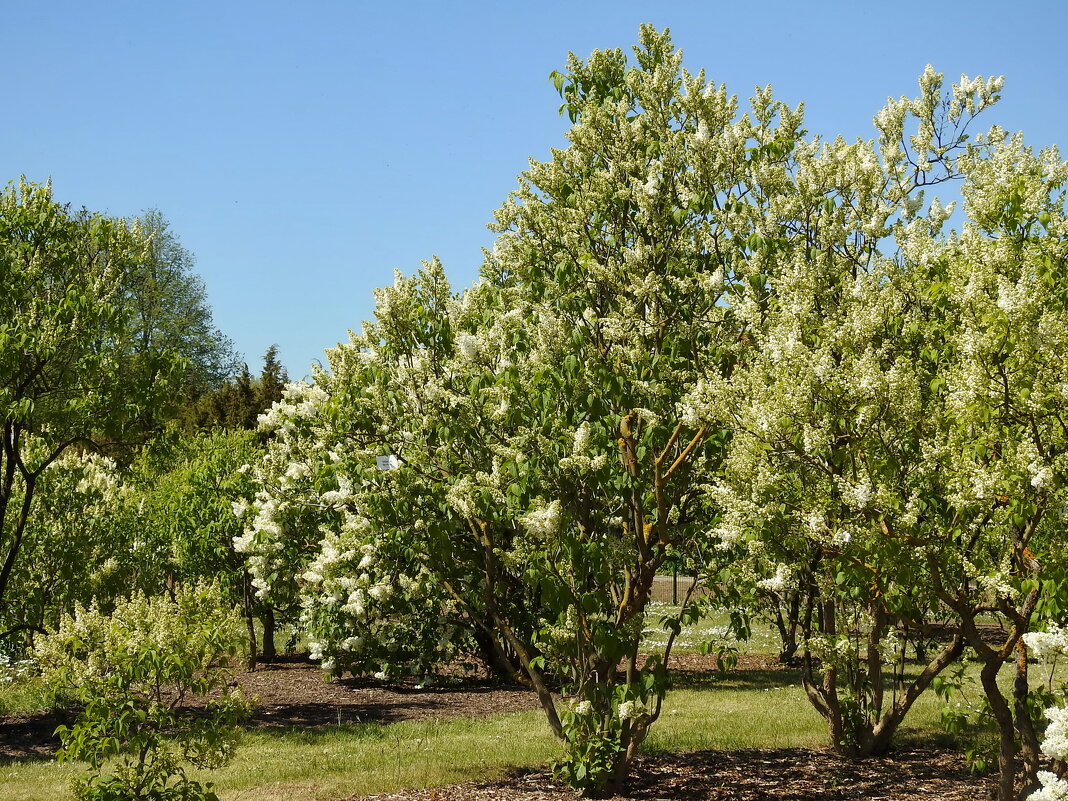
[237,27,750,793]
[232,27,1067,800]
[555,681,658,793]
[1023,626,1068,801]
[3,448,135,638]
[34,586,250,801]
[235,377,469,679]
[677,59,1068,801]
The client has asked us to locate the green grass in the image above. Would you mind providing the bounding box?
[641,602,783,656]
[0,674,51,716]
[648,677,827,753]
[0,713,557,801]
[0,665,953,801]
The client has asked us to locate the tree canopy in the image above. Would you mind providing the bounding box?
[0,179,235,636]
[233,28,1068,798]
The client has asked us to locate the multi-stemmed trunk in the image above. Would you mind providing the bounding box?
[935,520,1045,801]
[799,592,965,757]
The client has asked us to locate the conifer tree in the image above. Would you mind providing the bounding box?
[258,345,287,411]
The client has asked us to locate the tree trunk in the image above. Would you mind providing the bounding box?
[242,571,258,671]
[245,609,258,672]
[260,606,277,662]
[980,655,1018,801]
[472,625,520,680]
[772,590,802,663]
[1014,639,1040,800]
[863,633,965,756]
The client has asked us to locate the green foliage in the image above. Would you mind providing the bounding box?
[258,345,287,409]
[133,429,259,591]
[178,347,289,433]
[0,178,183,635]
[1,428,263,646]
[0,180,240,640]
[128,210,239,407]
[35,586,250,801]
[2,450,135,638]
[230,25,1065,798]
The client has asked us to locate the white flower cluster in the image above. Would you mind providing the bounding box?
[0,654,35,684]
[756,563,792,593]
[1031,706,1068,800]
[1023,628,1068,801]
[256,381,329,432]
[617,699,646,721]
[1041,706,1068,761]
[1030,773,1068,801]
[520,500,563,540]
[1024,625,1068,659]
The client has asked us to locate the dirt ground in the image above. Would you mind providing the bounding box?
[0,655,543,760]
[347,748,995,801]
[238,655,543,728]
[0,653,997,800]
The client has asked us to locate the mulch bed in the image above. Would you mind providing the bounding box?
[348,748,996,801]
[0,653,998,800]
[239,655,542,728]
[0,710,70,761]
[0,655,543,760]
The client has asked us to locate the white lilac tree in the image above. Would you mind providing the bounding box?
[237,26,814,793]
[928,125,1068,800]
[683,66,1068,801]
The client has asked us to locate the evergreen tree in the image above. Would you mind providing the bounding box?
[233,364,258,430]
[258,345,287,410]
[177,348,289,433]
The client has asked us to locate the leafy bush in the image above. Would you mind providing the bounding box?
[34,586,250,801]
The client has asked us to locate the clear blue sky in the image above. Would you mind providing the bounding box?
[4,1,1066,378]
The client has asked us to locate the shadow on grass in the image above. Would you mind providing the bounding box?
[0,712,403,767]
[242,720,394,744]
[668,667,803,691]
[249,698,448,728]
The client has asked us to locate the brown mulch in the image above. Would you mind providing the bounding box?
[348,748,995,801]
[0,710,70,761]
[238,655,542,729]
[0,655,543,760]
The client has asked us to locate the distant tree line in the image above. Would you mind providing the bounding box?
[178,345,289,433]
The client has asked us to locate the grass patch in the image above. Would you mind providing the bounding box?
[647,682,827,753]
[0,759,76,801]
[0,673,952,801]
[203,714,557,801]
[641,603,784,657]
[0,712,558,801]
[0,674,51,716]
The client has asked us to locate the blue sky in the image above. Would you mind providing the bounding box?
[4,1,1066,377]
